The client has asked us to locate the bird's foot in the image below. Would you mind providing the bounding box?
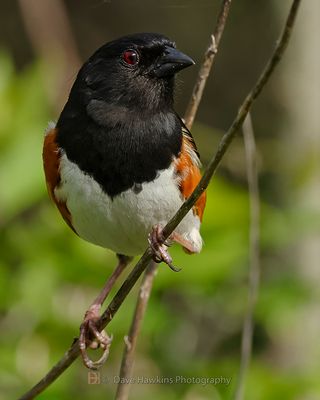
[79,304,113,370]
[148,225,181,272]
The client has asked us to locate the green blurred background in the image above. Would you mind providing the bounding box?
[0,1,319,399]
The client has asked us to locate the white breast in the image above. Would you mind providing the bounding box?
[55,153,202,256]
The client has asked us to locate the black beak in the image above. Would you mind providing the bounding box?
[153,46,195,78]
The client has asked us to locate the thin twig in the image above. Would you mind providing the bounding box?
[115,2,233,397]
[18,1,301,398]
[115,261,158,400]
[233,114,261,400]
[19,251,153,400]
[184,0,232,129]
[161,0,301,240]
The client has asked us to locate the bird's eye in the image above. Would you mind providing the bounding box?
[122,49,139,66]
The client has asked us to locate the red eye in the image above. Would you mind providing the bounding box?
[122,49,139,65]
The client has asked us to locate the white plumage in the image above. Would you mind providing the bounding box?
[55,152,202,256]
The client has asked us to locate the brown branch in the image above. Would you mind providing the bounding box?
[114,2,233,398]
[19,250,153,400]
[115,261,158,400]
[184,0,232,129]
[233,114,261,400]
[161,0,301,240]
[18,1,302,398]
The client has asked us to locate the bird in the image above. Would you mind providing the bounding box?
[43,32,206,369]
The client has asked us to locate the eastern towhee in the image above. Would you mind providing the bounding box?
[43,33,206,369]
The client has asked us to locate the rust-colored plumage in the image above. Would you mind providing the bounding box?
[175,131,206,222]
[171,130,206,254]
[43,128,75,232]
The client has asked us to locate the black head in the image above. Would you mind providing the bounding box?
[69,33,194,113]
[56,34,194,197]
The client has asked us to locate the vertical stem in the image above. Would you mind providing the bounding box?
[184,0,232,129]
[233,114,260,400]
[115,262,158,400]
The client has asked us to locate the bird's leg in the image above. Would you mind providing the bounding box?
[79,254,132,369]
[148,224,181,272]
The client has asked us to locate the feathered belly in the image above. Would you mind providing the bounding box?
[55,153,202,256]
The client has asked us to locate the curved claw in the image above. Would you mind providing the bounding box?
[167,263,182,273]
[79,341,110,370]
[79,307,113,370]
[148,225,181,272]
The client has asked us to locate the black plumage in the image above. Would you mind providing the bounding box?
[56,33,194,197]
